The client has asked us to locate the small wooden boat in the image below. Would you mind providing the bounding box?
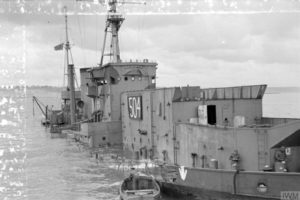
[119,173,161,200]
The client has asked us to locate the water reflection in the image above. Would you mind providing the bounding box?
[24,125,122,200]
[0,90,199,200]
[0,91,26,200]
[23,121,197,200]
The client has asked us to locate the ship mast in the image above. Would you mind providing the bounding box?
[109,0,124,63]
[64,6,76,125]
[100,0,125,66]
[64,6,72,67]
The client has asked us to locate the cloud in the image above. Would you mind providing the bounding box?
[1,5,300,88]
[24,34,101,86]
[126,13,300,65]
[0,22,26,86]
[118,13,300,87]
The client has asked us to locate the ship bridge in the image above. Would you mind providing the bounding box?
[200,84,267,101]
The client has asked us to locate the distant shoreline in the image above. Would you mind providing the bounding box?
[266,87,300,94]
[1,85,299,94]
[0,85,64,92]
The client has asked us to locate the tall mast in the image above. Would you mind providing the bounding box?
[68,63,76,125]
[64,6,76,125]
[100,0,124,66]
[64,6,72,67]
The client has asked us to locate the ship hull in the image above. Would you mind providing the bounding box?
[160,182,271,200]
[158,165,300,200]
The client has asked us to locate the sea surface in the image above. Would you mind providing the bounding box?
[0,87,300,200]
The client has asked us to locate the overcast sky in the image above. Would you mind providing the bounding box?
[0,0,300,88]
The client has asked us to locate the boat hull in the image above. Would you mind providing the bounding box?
[120,174,161,200]
[160,182,275,200]
[158,165,300,200]
[120,194,160,200]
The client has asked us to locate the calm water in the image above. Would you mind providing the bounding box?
[0,87,300,200]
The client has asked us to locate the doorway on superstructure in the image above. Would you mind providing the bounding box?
[207,105,217,125]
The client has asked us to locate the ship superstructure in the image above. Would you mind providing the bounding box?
[48,7,82,133]
[121,85,300,199]
[76,0,157,146]
[74,1,300,199]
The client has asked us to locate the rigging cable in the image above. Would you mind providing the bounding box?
[58,20,66,88]
[76,11,86,66]
[76,13,86,89]
[32,97,35,116]
[64,47,68,88]
[69,48,80,89]
[67,16,80,89]
[62,52,66,88]
[137,2,147,58]
[95,13,99,65]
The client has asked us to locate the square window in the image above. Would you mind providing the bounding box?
[151,76,156,84]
